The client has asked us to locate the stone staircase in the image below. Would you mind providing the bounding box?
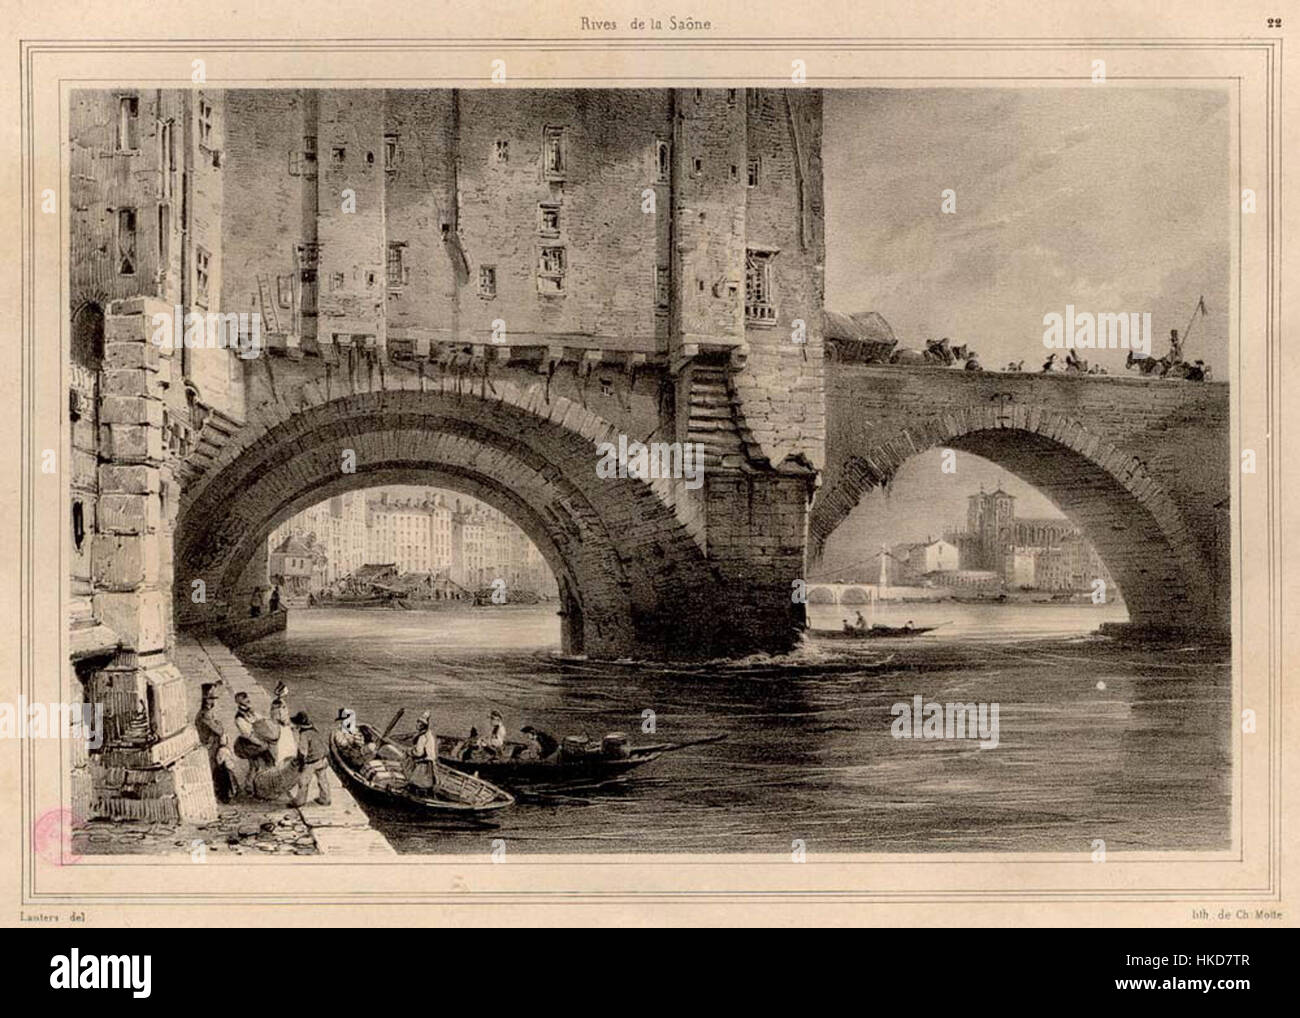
[177,404,244,488]
[683,365,747,470]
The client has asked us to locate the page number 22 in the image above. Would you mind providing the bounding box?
[1267,17,1282,27]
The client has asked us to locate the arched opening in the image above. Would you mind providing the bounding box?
[256,479,563,650]
[71,301,105,368]
[175,390,720,660]
[811,422,1214,635]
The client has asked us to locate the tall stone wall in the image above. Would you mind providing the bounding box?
[86,298,218,822]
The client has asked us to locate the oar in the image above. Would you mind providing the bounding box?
[635,733,729,755]
[379,708,405,744]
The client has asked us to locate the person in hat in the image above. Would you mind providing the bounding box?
[269,682,297,766]
[460,726,497,764]
[406,711,439,790]
[194,684,225,775]
[290,711,331,807]
[1167,328,1184,364]
[334,708,376,762]
[519,724,559,761]
[484,710,508,755]
[233,691,274,793]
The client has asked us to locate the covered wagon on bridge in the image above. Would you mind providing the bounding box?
[823,310,898,363]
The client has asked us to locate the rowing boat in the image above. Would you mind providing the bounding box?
[328,724,514,815]
[811,624,938,640]
[427,732,728,787]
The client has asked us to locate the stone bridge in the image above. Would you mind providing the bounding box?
[812,364,1231,636]
[66,86,1232,825]
[169,325,817,662]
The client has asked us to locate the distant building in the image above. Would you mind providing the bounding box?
[946,487,1113,593]
[929,569,1003,591]
[267,485,558,597]
[269,534,325,595]
[889,538,959,584]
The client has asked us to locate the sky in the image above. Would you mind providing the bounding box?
[816,87,1231,573]
[824,88,1231,375]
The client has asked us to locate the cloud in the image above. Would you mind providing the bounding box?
[825,88,1231,373]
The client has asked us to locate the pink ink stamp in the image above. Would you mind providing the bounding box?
[32,807,83,866]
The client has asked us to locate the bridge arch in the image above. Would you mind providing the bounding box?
[176,377,719,659]
[809,401,1216,631]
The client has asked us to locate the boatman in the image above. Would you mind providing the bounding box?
[408,711,440,790]
[485,710,508,754]
[291,711,331,807]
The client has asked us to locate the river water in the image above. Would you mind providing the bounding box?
[234,602,1232,855]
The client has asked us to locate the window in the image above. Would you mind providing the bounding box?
[730,164,738,181]
[538,203,560,237]
[727,88,737,105]
[297,242,319,270]
[197,97,214,149]
[748,158,761,188]
[655,266,670,310]
[478,265,497,298]
[332,147,346,164]
[330,272,344,291]
[694,89,703,103]
[538,247,565,294]
[384,134,399,170]
[494,139,509,164]
[195,247,210,305]
[72,500,85,551]
[542,126,565,180]
[745,248,777,323]
[277,274,293,308]
[747,89,761,113]
[116,208,137,275]
[159,120,175,196]
[117,96,139,151]
[157,204,170,270]
[692,157,703,176]
[291,136,318,177]
[655,140,671,183]
[386,242,406,287]
[365,271,377,288]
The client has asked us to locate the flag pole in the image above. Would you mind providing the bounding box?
[1181,296,1207,351]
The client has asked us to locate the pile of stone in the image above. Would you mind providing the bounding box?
[202,810,317,856]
